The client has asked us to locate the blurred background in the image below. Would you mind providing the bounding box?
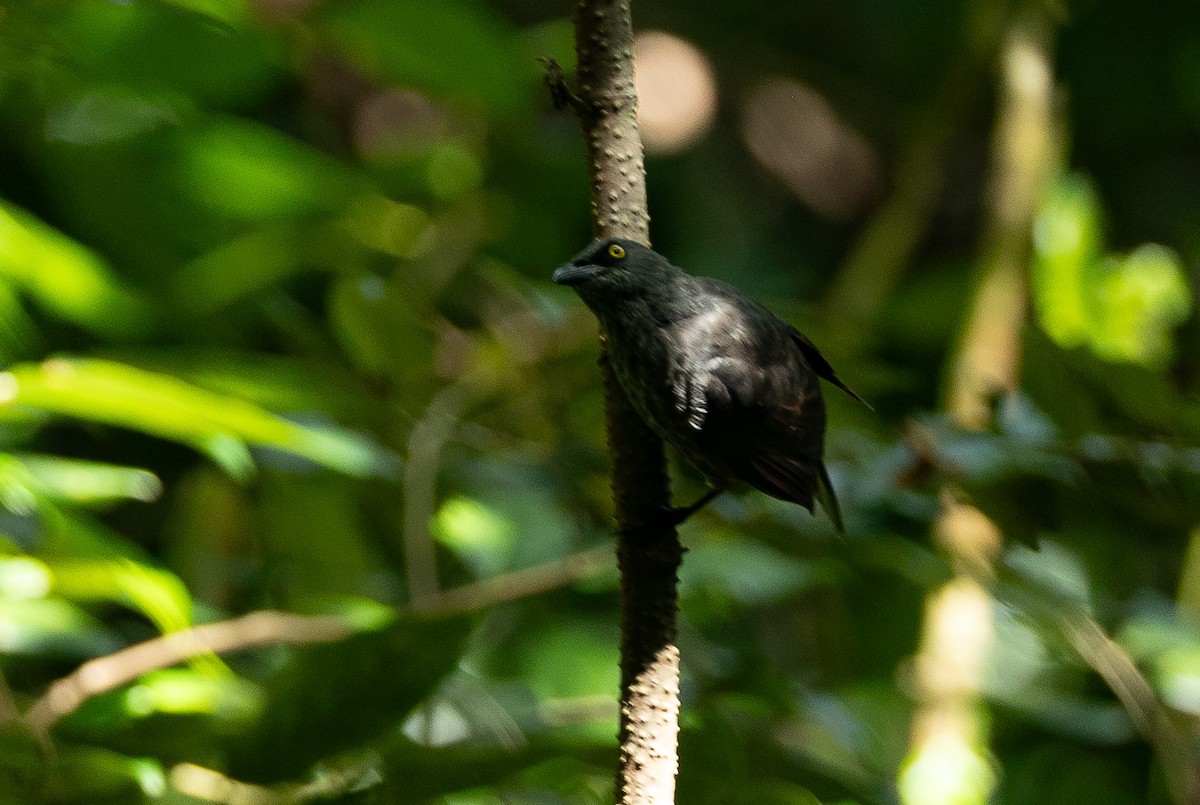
[0,0,1198,803]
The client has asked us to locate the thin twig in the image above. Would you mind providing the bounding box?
[25,546,616,737]
[413,545,613,615]
[402,383,468,603]
[25,611,355,736]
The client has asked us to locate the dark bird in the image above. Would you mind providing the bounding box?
[553,238,867,533]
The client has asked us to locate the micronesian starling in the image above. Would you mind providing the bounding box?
[553,238,866,533]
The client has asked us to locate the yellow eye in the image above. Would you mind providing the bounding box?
[607,243,626,259]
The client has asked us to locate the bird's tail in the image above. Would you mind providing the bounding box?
[815,464,845,537]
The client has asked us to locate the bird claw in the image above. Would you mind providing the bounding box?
[617,490,722,536]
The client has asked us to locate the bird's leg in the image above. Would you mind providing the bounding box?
[665,488,722,526]
[617,489,723,537]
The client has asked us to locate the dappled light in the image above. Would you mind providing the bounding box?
[741,78,882,221]
[633,32,718,155]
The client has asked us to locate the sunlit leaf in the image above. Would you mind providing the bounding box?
[0,555,51,600]
[52,557,194,634]
[1032,174,1104,349]
[0,200,153,337]
[898,731,995,805]
[433,496,517,577]
[0,598,120,658]
[0,358,392,479]
[1032,174,1192,368]
[14,454,161,506]
[1092,244,1192,367]
[121,669,262,722]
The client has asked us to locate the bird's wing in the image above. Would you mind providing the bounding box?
[698,353,826,511]
[787,327,871,408]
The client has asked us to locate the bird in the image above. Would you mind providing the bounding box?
[552,237,867,534]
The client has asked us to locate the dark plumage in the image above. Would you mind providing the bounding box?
[553,238,866,533]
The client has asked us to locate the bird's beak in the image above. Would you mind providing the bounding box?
[551,262,596,286]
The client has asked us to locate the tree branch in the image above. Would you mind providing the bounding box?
[549,2,683,802]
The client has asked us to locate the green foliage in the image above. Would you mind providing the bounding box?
[0,0,1196,804]
[1033,174,1192,368]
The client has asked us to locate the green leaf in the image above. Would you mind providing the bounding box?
[316,0,530,116]
[171,119,361,221]
[228,613,473,783]
[121,669,262,722]
[0,597,120,658]
[681,540,835,607]
[1092,244,1192,367]
[1032,174,1105,349]
[12,454,162,507]
[52,557,194,635]
[45,87,184,146]
[0,358,392,480]
[56,745,166,803]
[1032,174,1192,368]
[0,201,153,337]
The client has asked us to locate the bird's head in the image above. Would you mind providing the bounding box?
[552,238,673,314]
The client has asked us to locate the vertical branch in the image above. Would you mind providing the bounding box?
[566,1,681,802]
[901,12,1059,805]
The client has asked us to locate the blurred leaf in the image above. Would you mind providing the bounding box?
[256,473,386,600]
[115,669,261,723]
[52,557,193,634]
[120,349,383,426]
[1033,174,1192,368]
[170,225,317,315]
[898,729,995,805]
[12,454,161,507]
[0,200,153,337]
[433,495,517,577]
[0,597,120,658]
[328,272,438,387]
[0,554,51,599]
[45,87,185,145]
[171,119,362,221]
[159,0,252,26]
[57,745,165,804]
[1004,541,1095,614]
[57,0,282,108]
[229,613,473,783]
[1032,174,1105,349]
[0,279,42,364]
[0,358,392,479]
[316,0,530,116]
[1118,610,1200,716]
[680,540,834,607]
[1091,244,1191,366]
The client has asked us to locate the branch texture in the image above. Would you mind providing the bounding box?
[568,2,682,802]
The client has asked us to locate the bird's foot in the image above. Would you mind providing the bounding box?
[618,489,723,536]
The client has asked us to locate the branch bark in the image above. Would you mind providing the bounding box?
[559,2,683,802]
